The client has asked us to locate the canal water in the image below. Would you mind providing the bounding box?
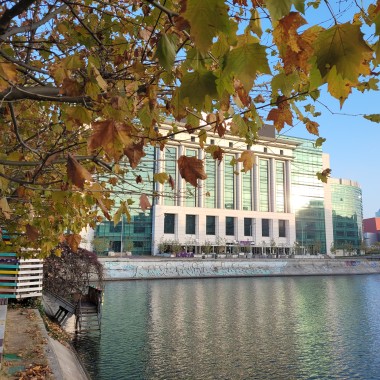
[73,275,380,379]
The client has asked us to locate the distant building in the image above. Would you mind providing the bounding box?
[363,217,380,246]
[89,124,363,256]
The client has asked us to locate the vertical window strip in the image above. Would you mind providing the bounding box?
[164,147,177,206]
[276,161,285,213]
[204,157,216,208]
[242,170,252,211]
[185,149,197,207]
[224,155,235,209]
[259,159,269,212]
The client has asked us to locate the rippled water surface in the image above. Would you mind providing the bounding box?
[73,275,380,379]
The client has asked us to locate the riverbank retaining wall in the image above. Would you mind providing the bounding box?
[99,258,380,280]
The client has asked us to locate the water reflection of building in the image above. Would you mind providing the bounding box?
[89,125,362,255]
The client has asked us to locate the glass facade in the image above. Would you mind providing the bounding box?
[204,157,216,208]
[285,137,327,253]
[206,216,216,235]
[185,148,197,207]
[226,217,235,236]
[93,146,155,255]
[164,147,177,206]
[242,170,252,211]
[259,159,269,212]
[276,161,285,212]
[331,180,363,252]
[224,155,235,209]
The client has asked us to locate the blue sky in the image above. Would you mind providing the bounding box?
[282,86,380,218]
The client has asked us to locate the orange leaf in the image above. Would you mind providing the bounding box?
[67,153,92,189]
[60,78,83,96]
[88,120,132,162]
[267,107,293,132]
[178,155,207,187]
[238,150,255,172]
[305,119,319,136]
[25,224,39,242]
[65,234,81,252]
[139,194,151,211]
[124,139,146,169]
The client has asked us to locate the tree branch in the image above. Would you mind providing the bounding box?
[0,4,67,40]
[0,0,38,34]
[0,86,91,104]
[0,49,49,74]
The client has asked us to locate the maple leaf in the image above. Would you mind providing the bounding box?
[238,150,255,172]
[314,137,326,147]
[136,175,143,184]
[26,224,39,242]
[178,155,207,187]
[65,234,81,253]
[0,197,11,219]
[124,139,146,169]
[253,94,265,103]
[67,153,92,189]
[88,120,132,162]
[60,78,83,96]
[223,42,270,92]
[155,34,177,72]
[305,118,319,136]
[265,0,305,21]
[205,145,224,162]
[314,23,372,103]
[181,0,230,53]
[180,69,218,110]
[139,194,151,212]
[267,99,293,132]
[363,114,380,123]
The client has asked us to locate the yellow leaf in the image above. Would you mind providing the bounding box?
[0,197,11,219]
[238,150,255,172]
[154,172,169,184]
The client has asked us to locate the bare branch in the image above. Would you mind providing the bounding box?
[0,0,37,34]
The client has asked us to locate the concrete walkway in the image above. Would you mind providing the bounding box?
[1,308,88,379]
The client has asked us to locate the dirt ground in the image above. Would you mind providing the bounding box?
[0,308,54,380]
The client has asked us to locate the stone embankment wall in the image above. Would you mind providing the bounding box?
[99,258,380,280]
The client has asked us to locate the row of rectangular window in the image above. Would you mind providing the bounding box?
[164,214,287,238]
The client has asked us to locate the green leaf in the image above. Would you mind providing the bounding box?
[154,172,169,184]
[181,0,230,53]
[222,42,270,92]
[363,114,380,123]
[155,34,177,72]
[314,137,326,147]
[179,69,218,110]
[271,72,300,98]
[314,23,372,84]
[265,0,305,21]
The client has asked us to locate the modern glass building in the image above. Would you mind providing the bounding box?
[89,124,363,256]
[330,178,363,252]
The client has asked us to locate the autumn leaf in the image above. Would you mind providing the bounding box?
[26,224,39,242]
[205,145,224,162]
[267,98,293,132]
[88,120,132,162]
[363,114,380,123]
[136,175,143,184]
[124,139,146,169]
[139,194,151,211]
[60,78,83,96]
[317,168,332,183]
[0,197,11,219]
[65,234,81,252]
[178,155,207,187]
[314,137,326,147]
[154,172,169,184]
[265,0,305,21]
[238,150,255,172]
[305,118,319,136]
[67,153,92,189]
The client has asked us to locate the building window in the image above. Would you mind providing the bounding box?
[210,139,215,145]
[110,222,122,233]
[279,220,286,238]
[226,217,235,236]
[164,213,175,234]
[259,159,269,212]
[280,150,283,155]
[164,147,177,206]
[262,219,270,237]
[186,215,196,235]
[185,148,197,207]
[191,136,195,142]
[206,216,216,235]
[229,142,233,148]
[264,147,267,153]
[205,157,216,208]
[276,161,285,213]
[225,155,235,209]
[244,218,253,236]
[242,170,252,211]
